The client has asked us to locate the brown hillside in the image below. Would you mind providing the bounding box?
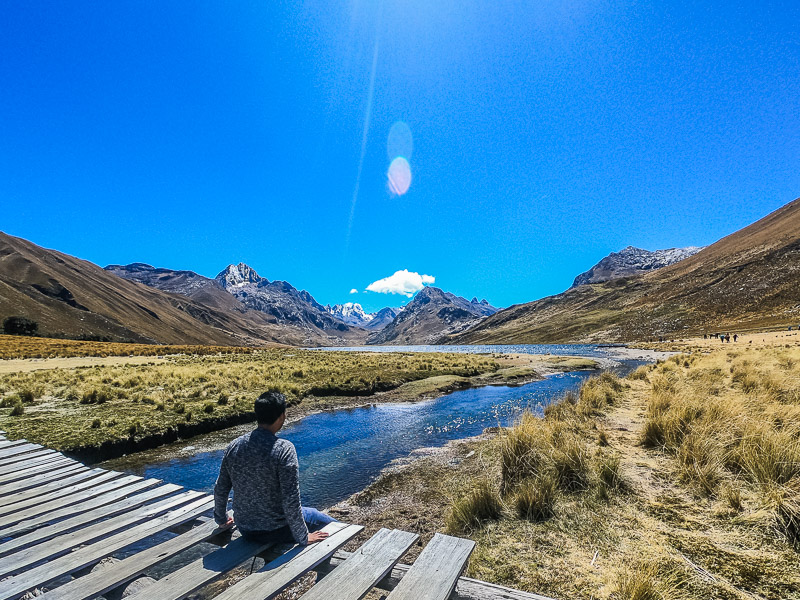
[0,233,326,346]
[452,198,800,343]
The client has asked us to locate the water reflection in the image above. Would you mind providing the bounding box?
[104,359,644,509]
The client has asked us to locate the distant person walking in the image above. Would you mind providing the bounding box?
[725,333,731,343]
[213,391,336,545]
[733,334,738,342]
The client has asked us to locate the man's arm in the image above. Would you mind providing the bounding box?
[277,443,309,545]
[213,452,233,526]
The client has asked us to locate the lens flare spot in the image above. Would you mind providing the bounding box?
[387,157,411,196]
[387,121,413,161]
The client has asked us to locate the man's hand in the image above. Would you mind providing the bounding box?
[307,531,330,544]
[215,516,234,531]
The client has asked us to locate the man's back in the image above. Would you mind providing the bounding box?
[214,427,308,544]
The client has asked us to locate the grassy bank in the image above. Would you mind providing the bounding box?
[335,346,800,599]
[0,348,595,459]
[0,349,500,455]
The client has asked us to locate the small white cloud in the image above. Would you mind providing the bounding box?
[365,269,435,297]
[349,288,358,294]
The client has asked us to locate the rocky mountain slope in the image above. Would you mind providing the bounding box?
[452,198,800,344]
[364,306,402,331]
[369,286,499,345]
[325,302,401,330]
[571,245,704,287]
[214,263,366,343]
[325,302,373,327]
[106,262,366,346]
[0,233,285,345]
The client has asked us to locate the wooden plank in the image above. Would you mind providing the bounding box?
[0,474,146,528]
[0,441,24,450]
[0,496,214,600]
[0,482,179,555]
[0,443,40,461]
[0,488,197,576]
[0,463,87,495]
[0,452,63,477]
[0,457,76,485]
[37,520,224,600]
[124,531,278,600]
[386,534,475,600]
[0,478,162,539]
[214,523,363,600]
[319,551,557,600]
[0,469,118,513]
[0,449,56,469]
[299,528,418,600]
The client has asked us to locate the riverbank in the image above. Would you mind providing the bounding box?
[0,349,598,462]
[331,346,800,599]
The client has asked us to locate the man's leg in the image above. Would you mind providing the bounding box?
[301,506,338,532]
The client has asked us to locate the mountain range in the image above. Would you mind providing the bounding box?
[324,303,402,330]
[452,198,800,343]
[3,197,799,347]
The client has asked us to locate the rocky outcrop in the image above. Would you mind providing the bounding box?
[571,246,703,288]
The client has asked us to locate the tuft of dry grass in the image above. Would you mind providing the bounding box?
[513,473,557,522]
[446,480,503,533]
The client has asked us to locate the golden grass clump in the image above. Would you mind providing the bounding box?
[513,473,557,522]
[446,480,503,533]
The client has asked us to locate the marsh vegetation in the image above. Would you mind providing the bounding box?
[339,346,800,599]
[0,348,499,453]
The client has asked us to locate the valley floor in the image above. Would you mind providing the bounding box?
[0,343,597,461]
[331,344,800,599]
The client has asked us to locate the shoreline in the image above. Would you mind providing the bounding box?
[98,354,603,466]
[2,348,669,464]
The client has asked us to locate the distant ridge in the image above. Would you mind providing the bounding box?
[0,233,268,345]
[325,302,401,330]
[369,286,498,345]
[452,198,800,343]
[106,262,366,346]
[571,246,704,288]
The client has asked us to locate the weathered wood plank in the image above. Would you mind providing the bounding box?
[0,469,118,513]
[0,457,76,485]
[0,487,196,576]
[0,448,57,469]
[0,463,87,495]
[0,478,163,540]
[124,531,276,600]
[0,443,40,461]
[0,496,214,600]
[0,441,24,450]
[319,550,558,600]
[0,474,147,530]
[0,452,64,477]
[300,528,418,600]
[386,533,474,600]
[37,519,224,600]
[214,523,363,600]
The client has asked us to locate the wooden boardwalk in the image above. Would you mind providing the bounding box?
[0,433,554,600]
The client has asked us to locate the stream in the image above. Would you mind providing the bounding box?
[101,345,651,509]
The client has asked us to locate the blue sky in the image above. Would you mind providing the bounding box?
[2,1,799,312]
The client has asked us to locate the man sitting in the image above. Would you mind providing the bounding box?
[213,391,335,545]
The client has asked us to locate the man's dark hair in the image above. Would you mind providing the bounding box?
[255,391,287,425]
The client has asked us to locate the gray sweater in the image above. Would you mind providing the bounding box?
[213,428,309,544]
